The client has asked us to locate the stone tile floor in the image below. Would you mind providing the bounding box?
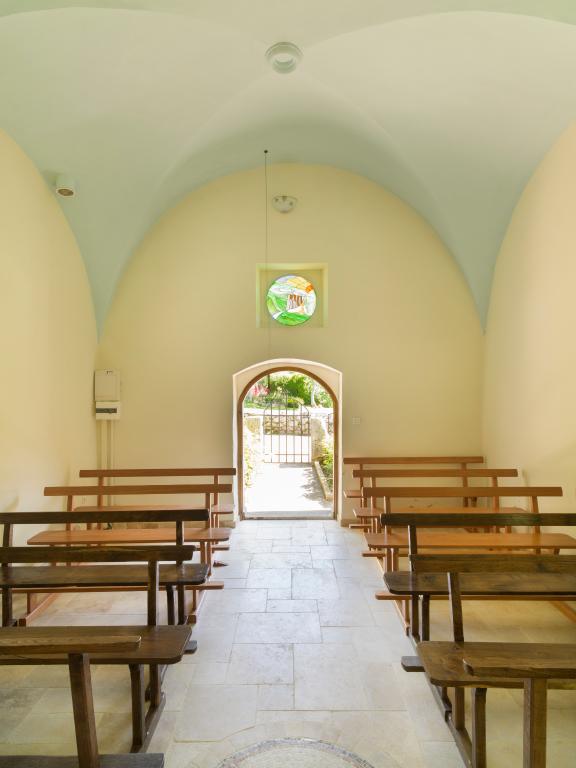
[1,519,576,767]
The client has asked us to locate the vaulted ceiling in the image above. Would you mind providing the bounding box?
[2,1,576,329]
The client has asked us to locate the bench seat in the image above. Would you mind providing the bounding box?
[364,531,576,550]
[0,563,209,589]
[418,641,576,690]
[0,625,191,665]
[383,571,576,596]
[27,527,230,546]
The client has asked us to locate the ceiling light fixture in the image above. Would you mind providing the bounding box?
[272,195,297,213]
[54,173,76,197]
[265,42,302,74]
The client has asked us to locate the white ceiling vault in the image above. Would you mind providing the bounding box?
[2,2,576,329]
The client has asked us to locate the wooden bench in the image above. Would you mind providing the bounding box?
[380,512,576,636]
[28,522,230,574]
[0,544,194,754]
[364,484,561,518]
[365,485,563,551]
[0,630,166,767]
[8,509,217,625]
[352,467,518,532]
[414,552,576,768]
[371,500,569,634]
[343,455,484,507]
[44,480,233,568]
[43,482,232,526]
[78,467,236,527]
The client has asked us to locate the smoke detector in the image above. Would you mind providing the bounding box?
[266,42,302,74]
[272,195,297,213]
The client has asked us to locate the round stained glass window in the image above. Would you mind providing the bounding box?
[267,274,317,326]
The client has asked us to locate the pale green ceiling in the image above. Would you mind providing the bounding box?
[1,1,576,330]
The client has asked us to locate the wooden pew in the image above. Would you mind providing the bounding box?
[364,486,563,571]
[413,552,576,768]
[379,511,576,639]
[0,544,195,754]
[43,482,232,528]
[6,509,216,625]
[35,485,231,572]
[353,468,518,532]
[27,524,230,576]
[78,467,236,527]
[0,630,166,767]
[343,455,484,508]
[364,484,562,518]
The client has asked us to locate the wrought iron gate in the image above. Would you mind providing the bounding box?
[263,397,311,463]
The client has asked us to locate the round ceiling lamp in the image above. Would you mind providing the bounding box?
[54,173,76,197]
[272,195,297,213]
[265,42,302,74]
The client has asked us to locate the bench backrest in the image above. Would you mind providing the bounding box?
[364,485,562,515]
[45,483,230,500]
[380,511,574,529]
[80,467,236,478]
[354,468,518,509]
[345,456,485,507]
[344,456,484,465]
[44,483,229,528]
[353,468,517,479]
[0,509,209,547]
[410,552,576,641]
[79,467,236,506]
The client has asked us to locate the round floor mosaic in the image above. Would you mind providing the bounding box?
[214,738,393,768]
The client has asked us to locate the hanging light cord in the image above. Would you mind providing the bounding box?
[264,149,272,358]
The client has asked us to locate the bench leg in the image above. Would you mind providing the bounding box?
[472,688,487,768]
[524,679,547,768]
[177,585,186,624]
[165,586,175,625]
[68,653,99,768]
[129,664,146,750]
[410,595,420,641]
[1,587,12,628]
[149,664,162,708]
[138,664,166,752]
[421,595,430,641]
[453,687,466,732]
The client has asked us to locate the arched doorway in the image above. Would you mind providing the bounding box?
[234,360,341,520]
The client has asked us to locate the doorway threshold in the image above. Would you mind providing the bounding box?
[244,511,333,520]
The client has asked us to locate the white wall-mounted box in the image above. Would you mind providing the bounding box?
[94,369,120,402]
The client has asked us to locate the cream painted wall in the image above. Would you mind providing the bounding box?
[99,164,483,515]
[484,123,576,509]
[0,130,97,540]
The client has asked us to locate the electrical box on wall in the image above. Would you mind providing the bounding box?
[94,370,121,420]
[95,370,120,401]
[95,401,121,420]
